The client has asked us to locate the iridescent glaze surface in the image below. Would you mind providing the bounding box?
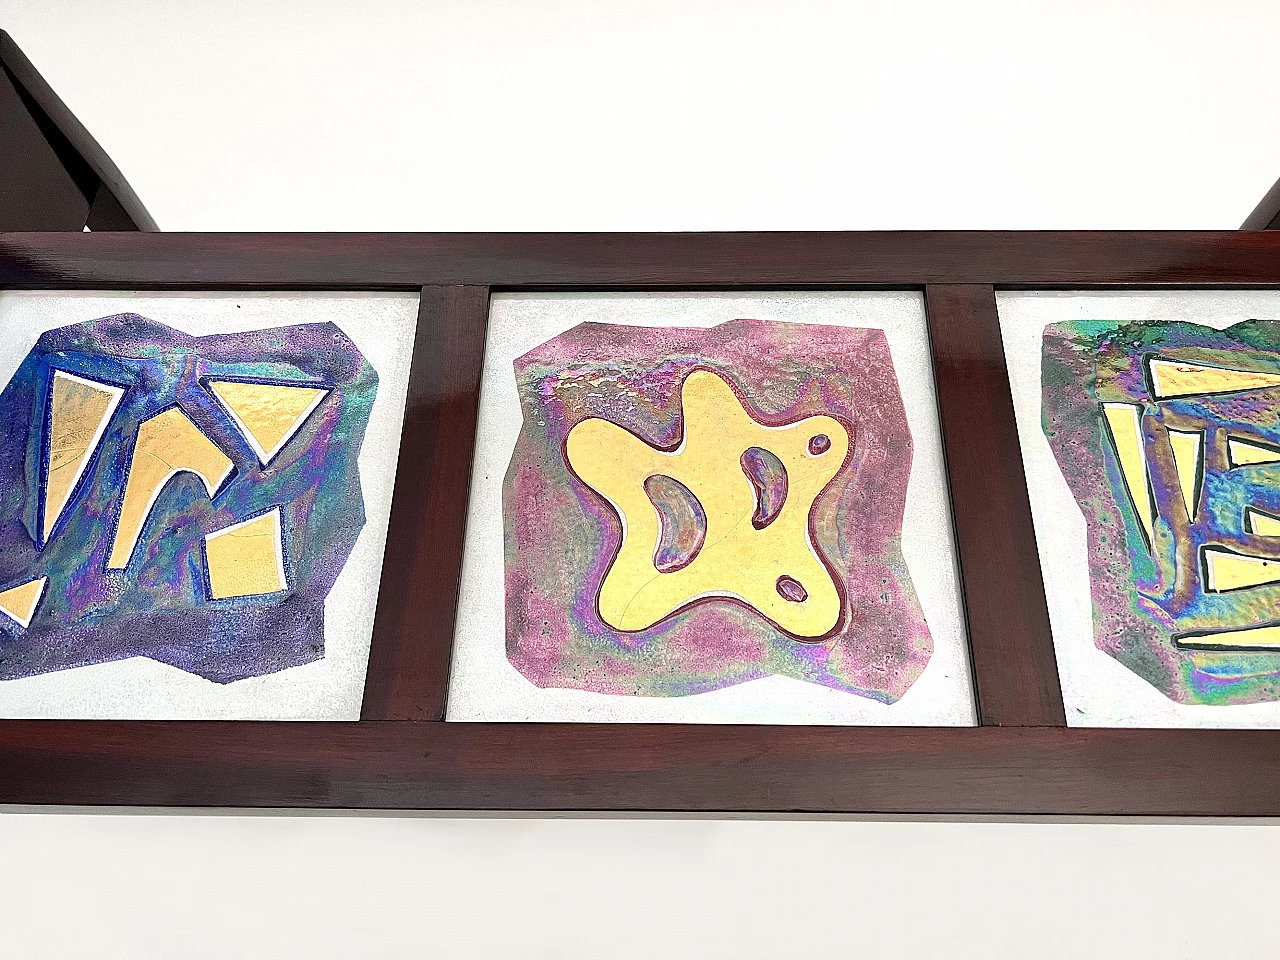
[0,314,377,683]
[503,318,932,702]
[1045,318,1280,705]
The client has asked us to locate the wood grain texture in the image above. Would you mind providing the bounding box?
[4,232,1280,812]
[360,286,489,720]
[1,722,1279,814]
[5,231,1280,288]
[926,285,1065,726]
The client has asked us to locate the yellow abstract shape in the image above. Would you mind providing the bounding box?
[1101,402,1155,548]
[565,369,849,638]
[207,380,328,466]
[1246,507,1280,537]
[107,407,234,570]
[1167,428,1203,521]
[43,371,124,542]
[1177,625,1280,650]
[1228,436,1280,468]
[1148,357,1280,399]
[0,577,47,629]
[1203,546,1280,592]
[204,507,287,599]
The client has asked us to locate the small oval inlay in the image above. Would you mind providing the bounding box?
[740,446,789,530]
[776,575,808,603]
[644,474,708,573]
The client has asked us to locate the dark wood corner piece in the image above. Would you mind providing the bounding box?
[1242,175,1280,231]
[0,29,157,231]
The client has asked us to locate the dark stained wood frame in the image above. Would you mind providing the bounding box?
[0,31,158,231]
[1242,175,1280,231]
[3,231,1280,814]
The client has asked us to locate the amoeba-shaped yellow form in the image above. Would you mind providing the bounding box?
[566,369,849,639]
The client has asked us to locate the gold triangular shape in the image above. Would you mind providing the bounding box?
[1228,436,1280,469]
[1203,547,1280,592]
[0,577,47,629]
[43,371,123,542]
[1167,428,1203,521]
[1102,403,1155,548]
[1149,357,1280,399]
[208,381,328,466]
[1176,624,1280,650]
[1246,507,1280,537]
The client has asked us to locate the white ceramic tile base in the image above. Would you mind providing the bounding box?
[1000,290,1280,728]
[0,291,418,719]
[448,292,975,725]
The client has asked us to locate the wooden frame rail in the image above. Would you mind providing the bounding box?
[1,231,1278,813]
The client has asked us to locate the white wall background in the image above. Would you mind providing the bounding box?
[4,1,1280,957]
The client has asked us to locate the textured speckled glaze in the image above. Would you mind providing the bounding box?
[503,319,932,702]
[1045,319,1280,705]
[0,314,377,683]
